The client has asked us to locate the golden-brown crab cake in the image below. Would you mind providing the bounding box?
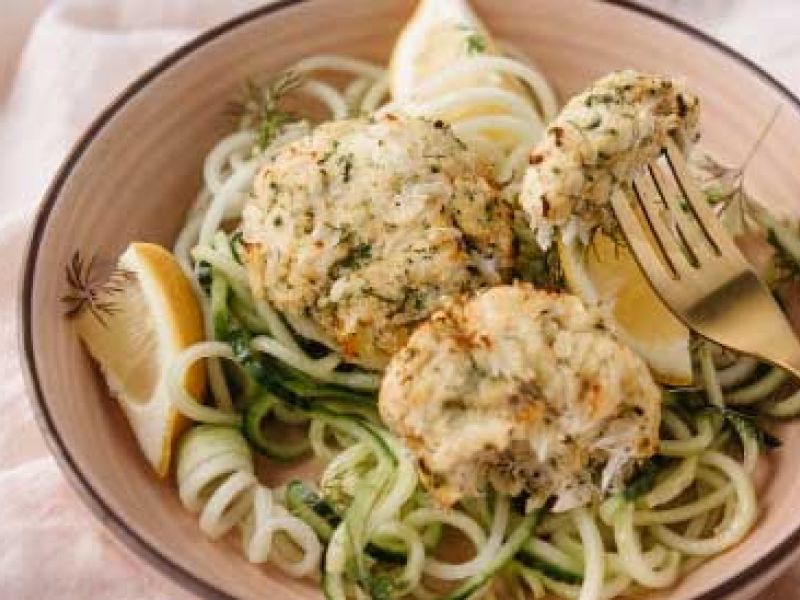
[379,284,661,510]
[520,70,700,248]
[243,114,513,368]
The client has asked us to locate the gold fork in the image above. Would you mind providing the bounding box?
[610,138,800,379]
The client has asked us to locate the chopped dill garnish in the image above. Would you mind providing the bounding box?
[466,33,487,55]
[340,242,373,269]
[229,231,245,265]
[339,153,355,183]
[456,24,487,55]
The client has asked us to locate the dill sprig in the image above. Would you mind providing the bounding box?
[226,70,304,149]
[61,250,135,327]
[698,106,781,230]
[694,106,800,287]
[722,405,782,450]
[766,222,800,286]
[586,215,628,257]
[666,389,781,452]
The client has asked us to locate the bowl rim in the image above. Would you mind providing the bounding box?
[17,1,800,598]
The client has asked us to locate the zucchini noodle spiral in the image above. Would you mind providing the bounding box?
[163,51,800,600]
[176,425,322,577]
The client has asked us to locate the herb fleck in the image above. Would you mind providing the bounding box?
[338,153,355,183]
[340,242,372,269]
[457,24,487,55]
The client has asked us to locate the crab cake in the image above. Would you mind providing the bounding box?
[242,114,513,369]
[520,70,700,248]
[379,284,661,510]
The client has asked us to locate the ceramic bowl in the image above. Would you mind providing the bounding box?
[19,1,800,598]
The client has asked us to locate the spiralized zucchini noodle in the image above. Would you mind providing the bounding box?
[164,50,800,600]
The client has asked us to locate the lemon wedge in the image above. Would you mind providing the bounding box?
[559,233,693,386]
[76,242,205,477]
[389,0,525,118]
[391,0,505,96]
[388,0,557,177]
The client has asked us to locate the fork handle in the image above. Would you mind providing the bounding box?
[764,332,800,382]
[690,272,800,384]
[739,299,800,382]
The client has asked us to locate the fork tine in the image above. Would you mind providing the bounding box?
[647,157,711,261]
[663,138,742,257]
[633,170,693,277]
[610,187,676,293]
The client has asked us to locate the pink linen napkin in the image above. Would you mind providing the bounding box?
[0,2,261,598]
[0,1,798,598]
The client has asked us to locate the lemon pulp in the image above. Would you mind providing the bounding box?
[559,233,693,386]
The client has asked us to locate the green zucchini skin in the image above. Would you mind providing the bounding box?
[285,480,340,542]
[515,547,583,584]
[284,480,408,565]
[209,267,376,409]
[242,394,311,460]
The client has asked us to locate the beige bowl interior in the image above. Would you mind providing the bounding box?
[21,0,800,599]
